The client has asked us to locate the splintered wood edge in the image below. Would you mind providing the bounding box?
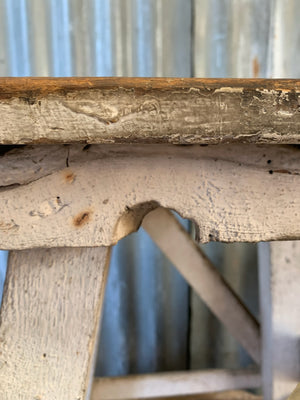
[0,143,299,249]
[0,78,299,144]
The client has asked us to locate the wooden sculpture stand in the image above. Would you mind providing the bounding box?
[0,78,299,400]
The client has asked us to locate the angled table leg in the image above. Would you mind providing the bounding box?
[259,241,300,400]
[0,247,110,400]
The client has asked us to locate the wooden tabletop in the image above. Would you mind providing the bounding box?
[0,77,299,144]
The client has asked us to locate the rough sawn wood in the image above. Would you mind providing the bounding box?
[0,144,299,249]
[0,78,299,144]
[0,247,110,400]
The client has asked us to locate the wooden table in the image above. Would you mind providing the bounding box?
[0,78,299,400]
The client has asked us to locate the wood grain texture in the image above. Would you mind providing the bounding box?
[0,78,299,144]
[0,143,299,249]
[258,242,300,400]
[91,369,261,400]
[142,208,260,363]
[0,247,110,400]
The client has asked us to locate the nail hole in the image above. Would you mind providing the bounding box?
[83,144,91,151]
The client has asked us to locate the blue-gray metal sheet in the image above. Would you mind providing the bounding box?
[194,0,272,78]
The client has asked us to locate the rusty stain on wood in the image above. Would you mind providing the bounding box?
[64,170,75,183]
[73,210,92,228]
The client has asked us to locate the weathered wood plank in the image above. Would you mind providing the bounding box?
[258,242,300,400]
[91,369,261,400]
[142,208,260,363]
[0,78,299,144]
[116,391,262,400]
[0,247,110,400]
[192,392,262,400]
[0,144,299,249]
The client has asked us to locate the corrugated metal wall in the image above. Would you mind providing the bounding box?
[194,0,271,78]
[0,0,299,378]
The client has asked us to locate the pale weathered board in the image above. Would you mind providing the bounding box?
[91,369,261,400]
[127,391,262,400]
[0,78,299,144]
[0,144,299,249]
[258,242,300,400]
[193,392,262,400]
[142,208,260,363]
[0,247,110,400]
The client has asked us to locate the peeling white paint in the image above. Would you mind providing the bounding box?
[277,110,294,117]
[214,87,244,94]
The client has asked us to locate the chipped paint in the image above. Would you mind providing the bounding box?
[214,87,244,94]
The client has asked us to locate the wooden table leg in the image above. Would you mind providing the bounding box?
[259,241,300,400]
[0,247,110,400]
